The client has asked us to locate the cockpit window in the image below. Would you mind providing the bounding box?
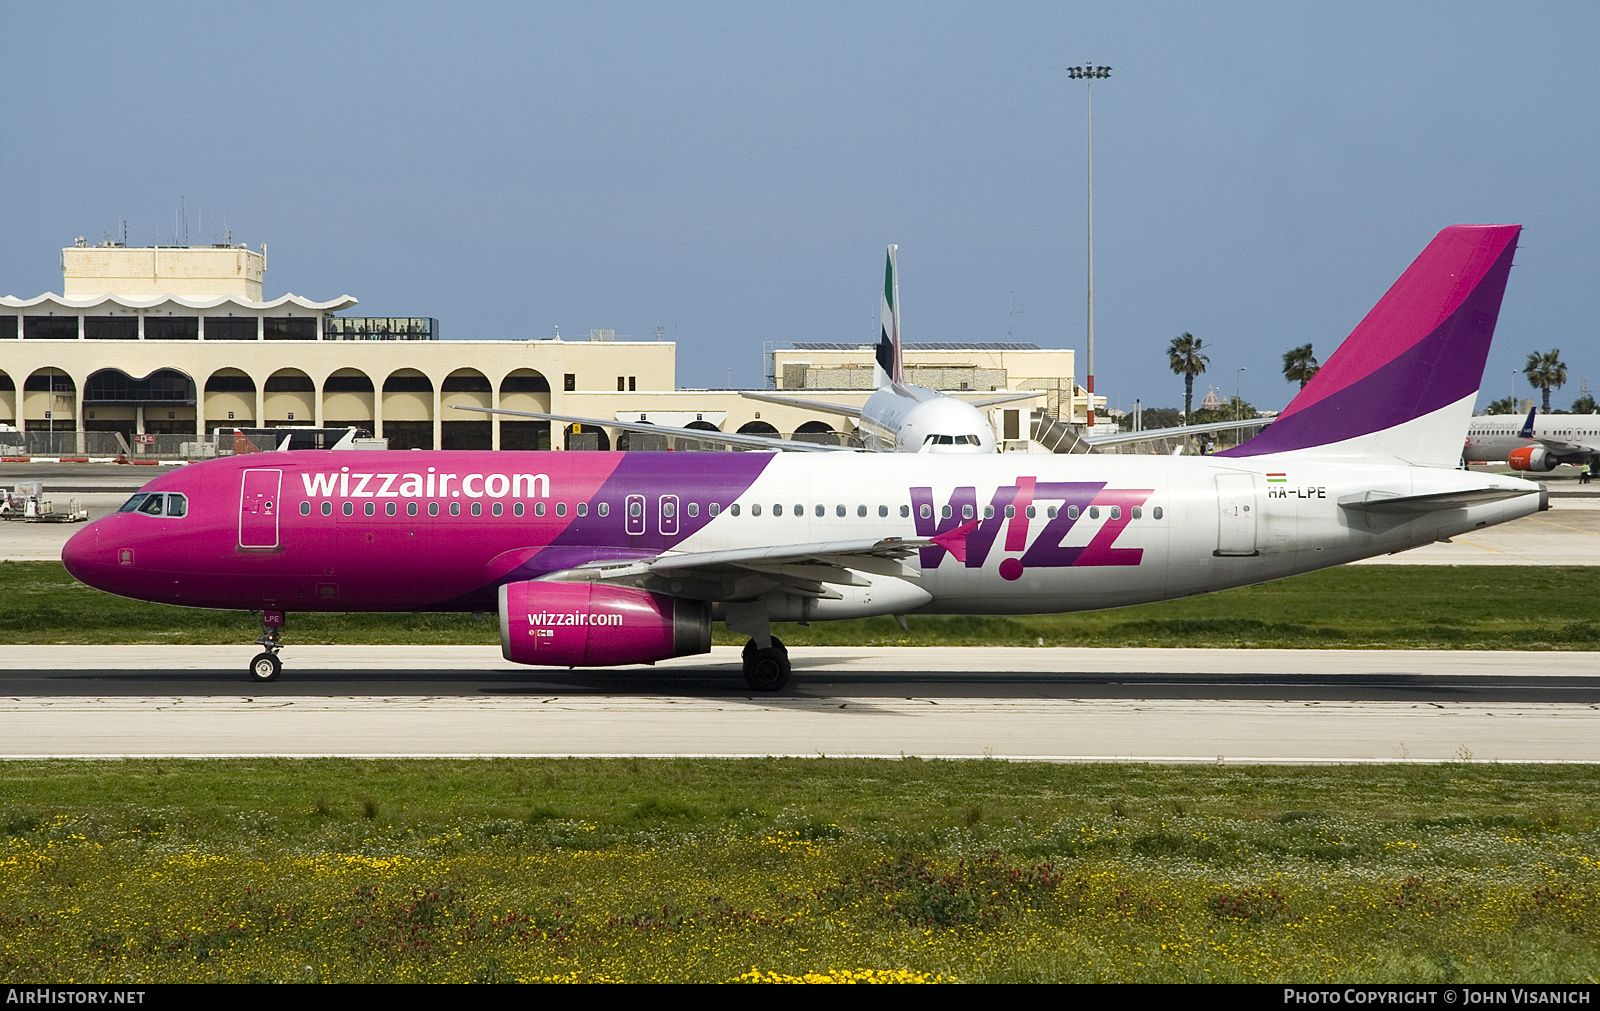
[118,492,187,517]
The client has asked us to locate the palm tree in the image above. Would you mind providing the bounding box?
[1524,349,1568,412]
[1282,343,1319,390]
[1168,332,1209,421]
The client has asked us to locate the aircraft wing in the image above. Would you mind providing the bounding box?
[453,405,859,453]
[1081,417,1273,449]
[1531,436,1592,455]
[540,525,979,601]
[737,390,867,419]
[969,391,1049,407]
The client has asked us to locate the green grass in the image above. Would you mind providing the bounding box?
[3,758,1600,982]
[6,560,1600,649]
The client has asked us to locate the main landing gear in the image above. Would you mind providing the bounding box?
[249,609,286,683]
[741,635,790,692]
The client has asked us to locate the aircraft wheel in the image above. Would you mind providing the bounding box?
[742,636,789,692]
[249,652,282,683]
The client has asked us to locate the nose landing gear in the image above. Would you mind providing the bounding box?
[249,609,285,683]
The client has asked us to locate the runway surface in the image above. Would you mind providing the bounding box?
[4,645,1597,763]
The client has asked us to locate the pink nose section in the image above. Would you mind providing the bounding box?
[60,523,100,583]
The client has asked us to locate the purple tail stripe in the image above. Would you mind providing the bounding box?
[1221,224,1519,457]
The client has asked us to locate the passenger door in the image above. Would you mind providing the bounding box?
[238,468,283,550]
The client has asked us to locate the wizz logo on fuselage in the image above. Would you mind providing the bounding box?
[910,479,1153,579]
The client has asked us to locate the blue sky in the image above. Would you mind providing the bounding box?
[3,2,1595,412]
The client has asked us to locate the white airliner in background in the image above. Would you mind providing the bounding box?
[468,245,1270,455]
[465,246,1038,453]
[1464,407,1600,471]
[739,245,1039,452]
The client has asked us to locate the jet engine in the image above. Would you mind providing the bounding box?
[498,580,711,667]
[1508,445,1558,472]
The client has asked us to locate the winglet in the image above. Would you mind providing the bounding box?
[929,518,981,563]
[873,245,903,389]
[1519,406,1537,440]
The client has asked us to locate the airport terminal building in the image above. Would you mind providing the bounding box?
[0,240,1089,455]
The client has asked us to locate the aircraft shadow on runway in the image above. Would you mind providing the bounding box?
[5,666,1600,705]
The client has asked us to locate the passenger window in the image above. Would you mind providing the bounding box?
[450,502,461,517]
[1004,505,1015,518]
[961,505,974,520]
[387,502,397,517]
[364,502,375,517]
[1131,506,1141,520]
[899,505,909,518]
[1047,506,1058,519]
[1067,505,1079,520]
[1110,506,1121,520]
[1089,506,1100,519]
[794,504,803,516]
[730,504,740,516]
[752,504,762,516]
[342,502,354,517]
[1153,506,1163,520]
[772,504,782,516]
[428,502,440,517]
[577,502,588,517]
[1025,506,1036,519]
[597,502,609,517]
[513,502,525,517]
[983,505,994,519]
[166,494,187,517]
[408,502,419,517]
[627,500,641,518]
[687,503,698,518]
[857,505,867,517]
[321,501,333,517]
[941,505,952,519]
[300,501,311,516]
[708,503,720,517]
[660,501,673,518]
[139,495,164,516]
[556,502,568,517]
[492,502,503,517]
[536,502,547,517]
[471,502,482,517]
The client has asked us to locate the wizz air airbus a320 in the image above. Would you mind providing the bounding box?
[63,225,1543,691]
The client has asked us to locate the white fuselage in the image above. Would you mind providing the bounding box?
[669,452,1542,618]
[856,384,996,453]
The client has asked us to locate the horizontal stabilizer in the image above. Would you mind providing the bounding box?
[1337,487,1539,514]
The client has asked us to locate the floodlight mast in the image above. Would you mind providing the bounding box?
[1068,63,1111,428]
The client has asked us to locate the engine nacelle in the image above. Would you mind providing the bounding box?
[1508,445,1558,472]
[498,580,711,667]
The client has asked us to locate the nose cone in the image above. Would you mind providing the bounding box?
[61,521,102,584]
